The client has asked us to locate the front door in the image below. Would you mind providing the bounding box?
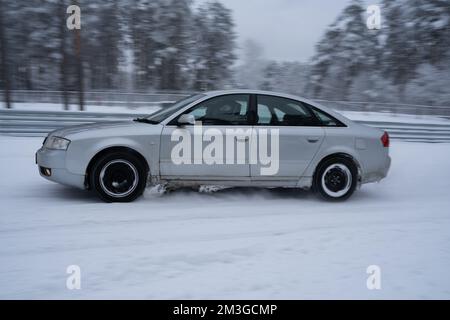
[160,94,252,179]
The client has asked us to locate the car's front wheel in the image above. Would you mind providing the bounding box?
[90,152,147,202]
[314,157,357,201]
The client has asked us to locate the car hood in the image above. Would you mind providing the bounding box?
[49,121,137,138]
[49,120,164,140]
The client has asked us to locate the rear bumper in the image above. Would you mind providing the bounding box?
[362,155,391,184]
[36,147,85,189]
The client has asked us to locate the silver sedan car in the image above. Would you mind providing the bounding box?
[36,90,391,202]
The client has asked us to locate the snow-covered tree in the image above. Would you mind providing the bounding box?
[410,0,450,65]
[1,1,61,91]
[308,0,380,99]
[0,0,12,107]
[192,1,236,90]
[129,0,160,90]
[306,0,450,105]
[154,0,193,90]
[129,0,194,90]
[81,0,123,90]
[381,0,419,99]
[259,61,309,96]
[235,39,266,89]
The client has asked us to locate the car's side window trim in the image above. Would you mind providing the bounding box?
[248,94,257,125]
[166,94,252,126]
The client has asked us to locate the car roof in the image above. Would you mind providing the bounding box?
[203,89,323,108]
[203,89,306,100]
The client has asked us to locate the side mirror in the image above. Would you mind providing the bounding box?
[177,114,195,126]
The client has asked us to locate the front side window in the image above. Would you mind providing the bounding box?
[256,95,318,126]
[146,94,205,123]
[174,94,250,126]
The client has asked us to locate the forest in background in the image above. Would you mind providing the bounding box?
[0,0,449,108]
[242,0,450,106]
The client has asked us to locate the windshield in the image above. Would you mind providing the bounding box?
[145,94,205,123]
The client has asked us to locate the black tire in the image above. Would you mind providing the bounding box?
[314,156,357,201]
[90,151,147,202]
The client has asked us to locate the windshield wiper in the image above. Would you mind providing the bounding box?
[133,117,159,124]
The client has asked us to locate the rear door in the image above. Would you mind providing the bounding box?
[251,95,325,180]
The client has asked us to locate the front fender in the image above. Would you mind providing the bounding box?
[65,136,158,176]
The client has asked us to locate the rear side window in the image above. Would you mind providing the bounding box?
[256,95,319,126]
[309,106,346,127]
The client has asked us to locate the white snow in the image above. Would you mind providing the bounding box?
[1,137,450,299]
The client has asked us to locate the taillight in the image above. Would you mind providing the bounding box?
[381,131,389,147]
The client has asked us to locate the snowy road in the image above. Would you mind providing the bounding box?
[1,137,450,299]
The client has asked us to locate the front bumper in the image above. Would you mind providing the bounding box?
[36,147,85,189]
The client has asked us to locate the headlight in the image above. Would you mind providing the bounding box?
[44,136,71,150]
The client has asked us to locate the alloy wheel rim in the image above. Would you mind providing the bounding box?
[321,163,352,198]
[99,159,139,198]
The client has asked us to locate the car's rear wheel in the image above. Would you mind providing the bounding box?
[90,152,147,202]
[314,157,357,201]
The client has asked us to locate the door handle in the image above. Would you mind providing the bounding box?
[307,137,320,143]
[235,137,249,142]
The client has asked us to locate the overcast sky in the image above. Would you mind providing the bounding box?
[197,0,352,62]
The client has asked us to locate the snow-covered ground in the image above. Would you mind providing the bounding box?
[1,137,450,299]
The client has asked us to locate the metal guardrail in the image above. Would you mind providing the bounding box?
[315,100,450,117]
[356,120,450,143]
[0,110,147,136]
[1,90,191,108]
[2,90,450,117]
[1,109,450,143]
